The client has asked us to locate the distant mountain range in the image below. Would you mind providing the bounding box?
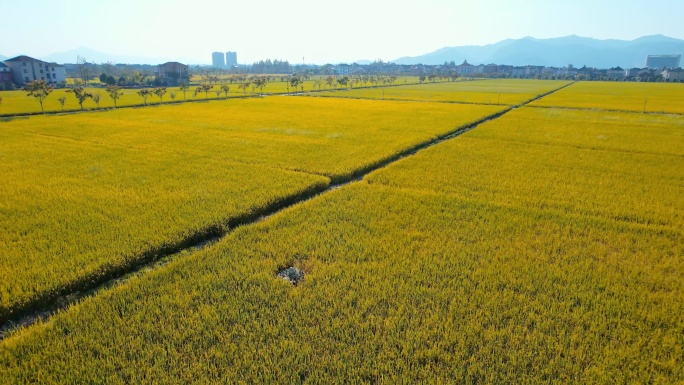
[393,35,684,68]
[2,35,683,68]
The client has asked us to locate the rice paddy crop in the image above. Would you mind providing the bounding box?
[2,97,505,180]
[529,81,684,113]
[317,79,572,105]
[0,97,502,324]
[2,106,681,383]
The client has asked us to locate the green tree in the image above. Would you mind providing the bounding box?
[67,87,93,111]
[200,84,212,98]
[22,80,54,113]
[289,76,302,94]
[179,83,189,100]
[137,89,152,106]
[99,73,107,84]
[238,82,250,94]
[220,84,230,99]
[252,76,268,95]
[105,85,123,108]
[153,87,167,104]
[337,76,349,89]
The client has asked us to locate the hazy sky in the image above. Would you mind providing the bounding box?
[1,0,683,64]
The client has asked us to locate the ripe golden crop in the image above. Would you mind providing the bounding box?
[3,106,681,383]
[318,79,571,105]
[0,97,503,323]
[530,81,684,113]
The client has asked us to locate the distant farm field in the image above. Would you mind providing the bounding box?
[530,81,684,113]
[317,79,571,105]
[1,79,682,383]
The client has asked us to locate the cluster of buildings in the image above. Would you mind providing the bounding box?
[0,55,190,88]
[0,51,682,88]
[444,58,684,81]
[211,51,238,68]
[330,54,683,82]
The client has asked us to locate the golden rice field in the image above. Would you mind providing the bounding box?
[317,79,571,105]
[530,81,684,113]
[2,106,681,383]
[0,97,503,324]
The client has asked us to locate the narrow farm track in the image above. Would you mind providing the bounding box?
[0,81,574,340]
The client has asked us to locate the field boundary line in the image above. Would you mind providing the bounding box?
[526,103,684,116]
[0,81,573,340]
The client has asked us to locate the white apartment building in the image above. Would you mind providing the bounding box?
[3,55,66,86]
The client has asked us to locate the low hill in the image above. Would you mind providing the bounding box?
[393,35,684,68]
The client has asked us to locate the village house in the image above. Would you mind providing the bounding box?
[607,67,625,80]
[662,68,684,82]
[0,62,13,85]
[156,62,189,85]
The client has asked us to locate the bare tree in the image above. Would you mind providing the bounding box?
[57,96,67,112]
[238,82,250,94]
[22,80,54,113]
[76,56,90,86]
[169,91,177,101]
[92,92,101,108]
